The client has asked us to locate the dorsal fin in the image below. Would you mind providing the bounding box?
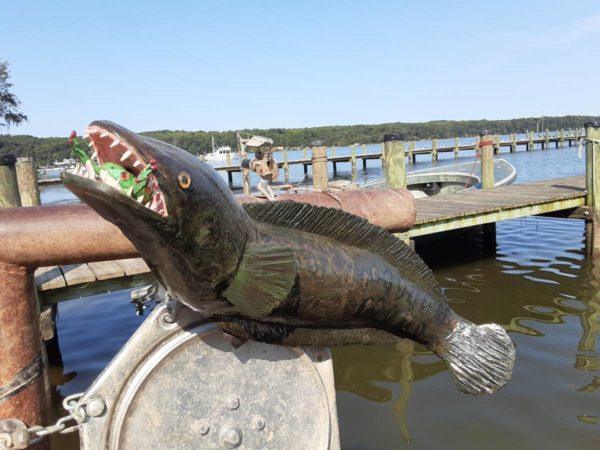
[243,201,441,296]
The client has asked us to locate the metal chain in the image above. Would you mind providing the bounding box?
[25,393,87,446]
[0,392,103,448]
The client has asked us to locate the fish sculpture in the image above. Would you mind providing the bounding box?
[62,121,515,395]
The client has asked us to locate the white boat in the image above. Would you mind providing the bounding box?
[202,137,239,161]
[363,159,517,198]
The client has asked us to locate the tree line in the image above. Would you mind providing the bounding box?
[0,115,595,166]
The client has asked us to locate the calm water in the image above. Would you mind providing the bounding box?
[45,142,600,449]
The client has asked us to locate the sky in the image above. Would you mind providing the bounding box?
[2,0,600,137]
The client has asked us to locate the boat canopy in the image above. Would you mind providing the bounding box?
[237,132,274,154]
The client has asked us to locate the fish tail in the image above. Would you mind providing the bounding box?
[438,321,515,395]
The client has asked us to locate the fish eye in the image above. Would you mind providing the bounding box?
[178,171,191,189]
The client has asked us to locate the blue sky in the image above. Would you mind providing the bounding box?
[3,0,600,137]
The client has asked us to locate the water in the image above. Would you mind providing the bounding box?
[44,143,599,449]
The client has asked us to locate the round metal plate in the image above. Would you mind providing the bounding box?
[78,304,338,449]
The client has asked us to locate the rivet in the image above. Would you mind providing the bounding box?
[252,416,266,431]
[199,423,210,436]
[220,427,242,448]
[86,398,106,417]
[226,396,240,411]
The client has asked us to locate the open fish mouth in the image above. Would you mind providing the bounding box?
[66,125,168,217]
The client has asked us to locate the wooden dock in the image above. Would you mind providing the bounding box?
[403,176,586,238]
[214,129,582,188]
[35,258,152,305]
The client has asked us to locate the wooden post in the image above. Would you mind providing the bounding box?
[303,147,308,160]
[283,148,289,183]
[560,129,565,147]
[480,132,494,189]
[585,120,600,254]
[383,134,406,188]
[0,154,22,208]
[529,130,534,150]
[454,137,459,159]
[510,133,517,152]
[408,141,414,165]
[226,150,232,167]
[350,144,357,179]
[312,146,328,191]
[545,128,549,149]
[380,143,385,169]
[16,158,41,207]
[362,144,367,170]
[494,134,500,154]
[332,145,336,158]
[431,138,438,162]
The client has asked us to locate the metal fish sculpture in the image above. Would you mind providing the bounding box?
[62,121,515,395]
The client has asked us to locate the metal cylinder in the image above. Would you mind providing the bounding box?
[0,204,138,267]
[0,262,49,450]
[237,188,416,232]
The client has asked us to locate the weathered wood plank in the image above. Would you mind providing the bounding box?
[115,258,150,276]
[60,264,97,286]
[88,260,126,281]
[35,266,66,291]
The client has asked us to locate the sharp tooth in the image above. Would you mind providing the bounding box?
[91,151,98,159]
[133,160,141,168]
[88,141,94,148]
[100,131,109,138]
[111,139,121,148]
[137,195,145,204]
[100,170,108,182]
[126,187,133,196]
[120,149,132,161]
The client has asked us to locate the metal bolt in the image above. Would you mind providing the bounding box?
[226,396,240,411]
[220,427,242,448]
[11,428,30,449]
[199,423,210,436]
[86,398,106,417]
[252,416,266,431]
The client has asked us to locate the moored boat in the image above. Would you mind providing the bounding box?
[363,159,517,198]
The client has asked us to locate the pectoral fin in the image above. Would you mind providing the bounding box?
[223,243,297,318]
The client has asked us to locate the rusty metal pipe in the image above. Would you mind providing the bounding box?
[0,262,49,449]
[0,204,138,267]
[237,188,416,232]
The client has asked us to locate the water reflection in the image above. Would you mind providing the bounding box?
[334,216,600,446]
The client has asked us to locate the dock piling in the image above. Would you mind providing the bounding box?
[350,144,357,179]
[15,158,41,207]
[432,138,438,162]
[585,120,600,254]
[383,134,407,188]
[0,154,22,208]
[454,137,459,159]
[481,132,495,190]
[283,148,289,183]
[312,146,329,191]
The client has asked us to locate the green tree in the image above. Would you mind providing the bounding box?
[0,60,28,128]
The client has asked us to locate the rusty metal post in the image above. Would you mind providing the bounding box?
[0,154,22,208]
[16,158,41,207]
[0,262,49,450]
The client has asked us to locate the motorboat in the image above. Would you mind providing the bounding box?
[362,159,517,198]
